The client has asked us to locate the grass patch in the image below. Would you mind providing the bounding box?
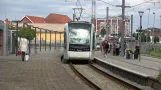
[149,51,161,58]
[147,47,161,58]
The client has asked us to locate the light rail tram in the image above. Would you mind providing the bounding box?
[62,21,95,63]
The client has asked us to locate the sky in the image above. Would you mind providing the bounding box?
[1,0,161,32]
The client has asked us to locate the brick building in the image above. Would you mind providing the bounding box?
[143,28,161,37]
[96,16,131,36]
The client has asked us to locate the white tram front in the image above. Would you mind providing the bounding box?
[62,21,95,63]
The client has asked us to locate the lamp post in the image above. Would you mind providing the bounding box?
[153,12,155,43]
[160,15,161,43]
[138,11,144,62]
[146,8,150,43]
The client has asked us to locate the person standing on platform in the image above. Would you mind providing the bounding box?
[113,40,116,56]
[116,42,120,56]
[124,42,127,56]
[102,39,109,57]
[134,43,140,59]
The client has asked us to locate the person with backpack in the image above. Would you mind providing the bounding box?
[102,39,109,57]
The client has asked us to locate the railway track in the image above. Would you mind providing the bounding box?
[69,62,139,90]
[89,62,143,90]
[69,62,102,90]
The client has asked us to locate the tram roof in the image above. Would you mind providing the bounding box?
[68,21,91,24]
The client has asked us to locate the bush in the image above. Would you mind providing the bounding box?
[148,47,154,52]
[157,70,161,83]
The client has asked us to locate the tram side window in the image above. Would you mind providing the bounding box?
[64,31,66,49]
[93,32,95,49]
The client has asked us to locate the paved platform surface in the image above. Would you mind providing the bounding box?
[0,49,86,90]
[94,51,161,78]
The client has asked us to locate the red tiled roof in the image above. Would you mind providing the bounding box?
[45,13,72,24]
[26,15,45,23]
[4,18,11,24]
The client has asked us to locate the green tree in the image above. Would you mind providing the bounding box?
[133,32,151,42]
[140,33,145,42]
[147,35,151,42]
[100,28,106,37]
[118,33,121,37]
[9,25,16,30]
[132,33,136,37]
[154,36,159,43]
[18,27,36,40]
[133,33,139,40]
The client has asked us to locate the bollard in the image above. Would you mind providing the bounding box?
[50,31,51,51]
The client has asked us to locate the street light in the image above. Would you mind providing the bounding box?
[160,15,161,43]
[153,12,155,43]
[146,8,150,43]
[138,11,144,62]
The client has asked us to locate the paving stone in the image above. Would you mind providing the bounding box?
[95,51,160,78]
[0,49,86,90]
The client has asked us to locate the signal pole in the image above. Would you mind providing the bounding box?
[106,7,109,37]
[91,0,96,24]
[116,0,131,57]
[130,14,133,50]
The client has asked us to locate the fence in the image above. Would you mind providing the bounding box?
[11,22,64,55]
[141,43,161,54]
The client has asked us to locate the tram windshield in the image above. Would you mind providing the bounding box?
[69,23,91,45]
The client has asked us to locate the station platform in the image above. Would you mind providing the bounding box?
[94,51,161,78]
[0,49,87,90]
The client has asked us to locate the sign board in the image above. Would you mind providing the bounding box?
[0,20,4,30]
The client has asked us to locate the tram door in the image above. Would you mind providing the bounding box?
[0,30,3,55]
